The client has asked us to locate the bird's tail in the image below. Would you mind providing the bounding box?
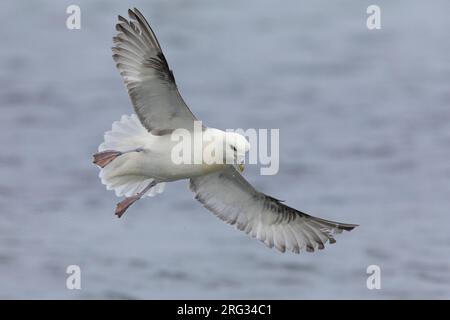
[96,114,166,197]
[98,114,148,152]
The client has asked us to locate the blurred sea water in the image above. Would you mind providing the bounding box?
[0,0,450,299]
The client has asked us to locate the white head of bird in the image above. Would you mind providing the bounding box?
[202,129,250,172]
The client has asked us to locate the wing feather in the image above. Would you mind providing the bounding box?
[112,8,197,131]
[189,166,357,253]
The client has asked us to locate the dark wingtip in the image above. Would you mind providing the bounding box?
[117,15,127,23]
[342,224,359,232]
[128,8,135,18]
[116,23,126,32]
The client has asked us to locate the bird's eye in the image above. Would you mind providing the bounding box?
[231,145,237,152]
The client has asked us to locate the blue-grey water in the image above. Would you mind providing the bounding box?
[1,0,449,299]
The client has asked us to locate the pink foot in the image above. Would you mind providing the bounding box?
[93,150,122,168]
[115,195,140,218]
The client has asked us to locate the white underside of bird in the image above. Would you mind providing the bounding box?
[98,114,244,197]
[93,8,357,254]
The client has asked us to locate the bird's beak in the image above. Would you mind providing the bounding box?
[238,163,245,173]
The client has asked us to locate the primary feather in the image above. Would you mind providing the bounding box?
[112,8,197,132]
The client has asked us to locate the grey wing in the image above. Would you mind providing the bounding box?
[189,166,357,253]
[112,8,197,132]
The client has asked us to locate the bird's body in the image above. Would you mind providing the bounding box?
[99,115,239,183]
[93,8,357,253]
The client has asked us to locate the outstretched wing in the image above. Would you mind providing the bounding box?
[112,8,197,132]
[189,166,357,253]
